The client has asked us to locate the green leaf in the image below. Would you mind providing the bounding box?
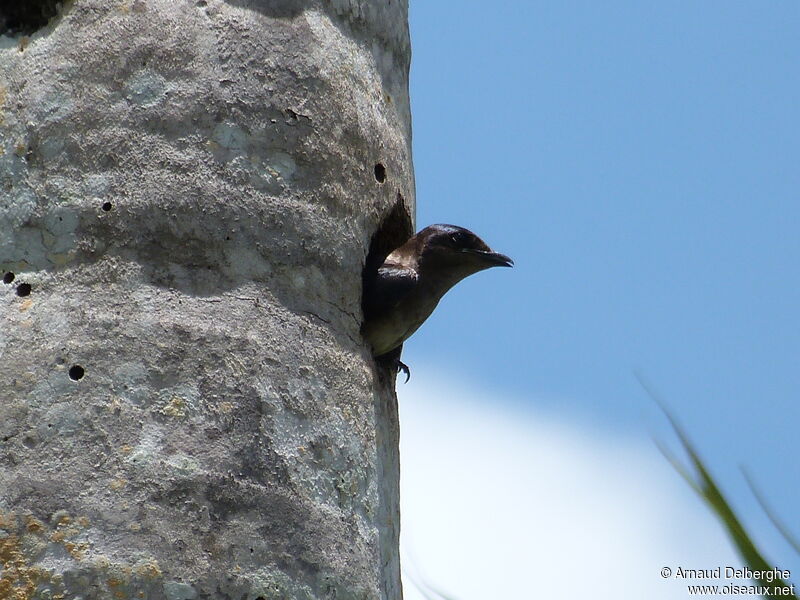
[638,373,798,599]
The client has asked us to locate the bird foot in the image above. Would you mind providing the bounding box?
[375,346,410,384]
[396,359,410,383]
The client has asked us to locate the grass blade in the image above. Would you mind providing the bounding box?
[638,373,797,599]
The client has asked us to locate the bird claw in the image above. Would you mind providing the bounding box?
[375,346,410,384]
[396,360,410,383]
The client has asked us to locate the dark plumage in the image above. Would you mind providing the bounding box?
[362,224,512,377]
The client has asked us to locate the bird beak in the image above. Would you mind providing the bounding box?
[468,249,514,268]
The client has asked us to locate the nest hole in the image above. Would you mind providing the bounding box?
[16,283,32,297]
[361,191,414,327]
[3,272,14,284]
[362,192,413,283]
[0,1,64,36]
[374,163,386,183]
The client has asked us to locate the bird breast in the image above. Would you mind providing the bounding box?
[364,288,442,357]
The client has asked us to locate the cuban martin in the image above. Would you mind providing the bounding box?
[362,224,513,380]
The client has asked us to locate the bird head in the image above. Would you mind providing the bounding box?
[415,224,513,279]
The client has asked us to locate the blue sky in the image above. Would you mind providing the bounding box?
[399,1,800,596]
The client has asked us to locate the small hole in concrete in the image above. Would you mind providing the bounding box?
[101,201,113,212]
[3,272,14,284]
[68,365,85,381]
[22,436,37,449]
[374,163,386,183]
[16,283,31,297]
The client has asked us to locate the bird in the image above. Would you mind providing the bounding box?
[362,224,513,381]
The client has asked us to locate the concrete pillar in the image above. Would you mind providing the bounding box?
[0,1,413,598]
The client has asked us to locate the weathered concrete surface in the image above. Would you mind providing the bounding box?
[0,1,413,598]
